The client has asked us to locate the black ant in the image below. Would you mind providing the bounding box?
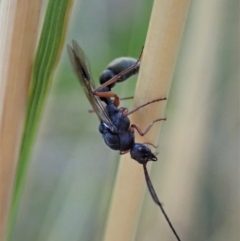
[67,40,181,241]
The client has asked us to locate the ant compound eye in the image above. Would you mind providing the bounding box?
[138,146,145,153]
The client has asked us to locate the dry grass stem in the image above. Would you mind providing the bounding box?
[103,1,192,241]
[0,1,42,240]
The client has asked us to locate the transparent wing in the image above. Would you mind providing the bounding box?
[67,40,116,132]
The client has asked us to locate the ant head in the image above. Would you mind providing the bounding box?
[130,143,157,164]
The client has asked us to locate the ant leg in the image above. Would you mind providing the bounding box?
[143,142,158,148]
[120,150,130,155]
[130,118,166,136]
[93,47,144,93]
[123,97,167,117]
[119,107,129,115]
[94,91,120,107]
[120,96,134,101]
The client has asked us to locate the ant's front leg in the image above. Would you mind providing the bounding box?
[130,118,166,136]
[143,142,158,148]
[120,150,130,155]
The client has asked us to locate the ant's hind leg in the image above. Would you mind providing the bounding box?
[130,118,166,136]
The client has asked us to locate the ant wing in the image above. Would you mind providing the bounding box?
[67,40,116,132]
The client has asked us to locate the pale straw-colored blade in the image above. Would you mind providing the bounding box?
[103,1,192,241]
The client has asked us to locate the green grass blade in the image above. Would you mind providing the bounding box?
[7,0,73,238]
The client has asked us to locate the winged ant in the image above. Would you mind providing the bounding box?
[67,40,182,241]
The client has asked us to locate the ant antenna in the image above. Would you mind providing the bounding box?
[143,164,182,241]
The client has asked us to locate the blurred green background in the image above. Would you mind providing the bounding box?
[11,0,239,241]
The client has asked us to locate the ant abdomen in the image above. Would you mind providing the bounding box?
[99,57,140,89]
